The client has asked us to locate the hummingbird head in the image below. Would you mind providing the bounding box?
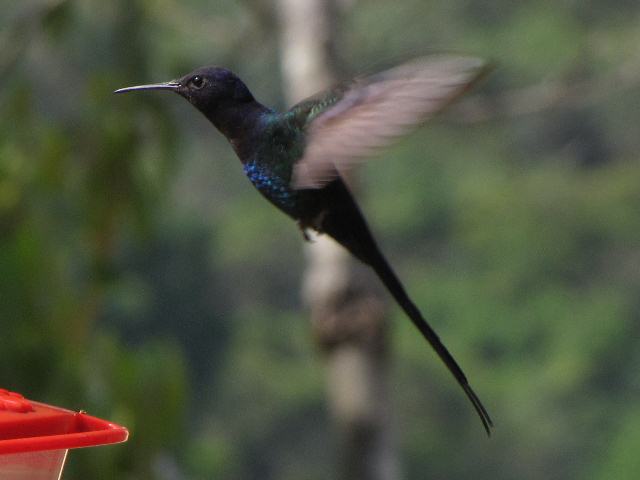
[115,66,254,115]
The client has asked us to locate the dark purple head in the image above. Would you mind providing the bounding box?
[115,66,254,115]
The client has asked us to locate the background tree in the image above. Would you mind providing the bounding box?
[277,0,398,479]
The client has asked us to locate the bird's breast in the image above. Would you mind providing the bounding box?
[243,160,297,212]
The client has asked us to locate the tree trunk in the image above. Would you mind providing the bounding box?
[276,1,400,479]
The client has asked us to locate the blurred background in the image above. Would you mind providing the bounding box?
[2,0,640,478]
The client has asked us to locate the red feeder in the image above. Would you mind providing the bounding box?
[0,388,128,479]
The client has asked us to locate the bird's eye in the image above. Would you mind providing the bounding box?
[189,75,205,89]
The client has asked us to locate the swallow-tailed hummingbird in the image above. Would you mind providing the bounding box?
[115,56,493,434]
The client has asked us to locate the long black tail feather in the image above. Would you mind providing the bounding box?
[369,249,493,435]
[318,179,493,434]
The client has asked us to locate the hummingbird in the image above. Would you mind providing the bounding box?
[115,56,493,434]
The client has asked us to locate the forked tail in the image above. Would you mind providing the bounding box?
[369,249,493,435]
[317,178,493,433]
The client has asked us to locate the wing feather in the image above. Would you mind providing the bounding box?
[291,56,488,189]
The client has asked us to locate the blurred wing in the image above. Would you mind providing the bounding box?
[290,56,488,189]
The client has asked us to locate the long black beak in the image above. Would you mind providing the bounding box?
[114,81,180,94]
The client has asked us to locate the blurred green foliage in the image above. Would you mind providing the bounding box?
[1,0,640,479]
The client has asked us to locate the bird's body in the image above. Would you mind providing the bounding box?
[115,57,493,434]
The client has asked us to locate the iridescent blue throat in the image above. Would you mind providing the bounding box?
[243,161,296,209]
